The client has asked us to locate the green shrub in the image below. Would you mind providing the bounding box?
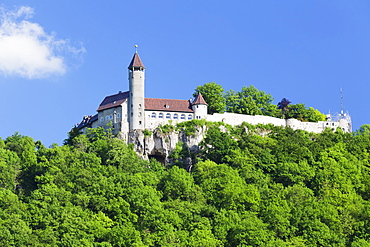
[143,129,152,137]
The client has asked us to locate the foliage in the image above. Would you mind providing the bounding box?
[200,126,237,164]
[176,119,208,136]
[1,122,370,246]
[284,103,326,122]
[63,126,82,146]
[194,82,226,114]
[277,98,292,119]
[158,124,175,134]
[225,85,279,116]
[355,124,370,136]
[143,129,152,137]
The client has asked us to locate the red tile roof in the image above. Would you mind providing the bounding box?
[128,53,145,69]
[192,93,208,105]
[97,91,194,113]
[97,91,129,111]
[145,98,194,112]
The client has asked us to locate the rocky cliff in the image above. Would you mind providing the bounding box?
[128,125,208,167]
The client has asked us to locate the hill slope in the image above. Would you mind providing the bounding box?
[1,124,370,246]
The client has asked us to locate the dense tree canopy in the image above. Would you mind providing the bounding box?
[1,121,370,246]
[225,85,279,116]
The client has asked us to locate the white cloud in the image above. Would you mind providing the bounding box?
[0,6,85,79]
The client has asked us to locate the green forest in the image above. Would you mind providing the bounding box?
[1,120,370,246]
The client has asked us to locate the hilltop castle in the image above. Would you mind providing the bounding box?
[77,50,352,139]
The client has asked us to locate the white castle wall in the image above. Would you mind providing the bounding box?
[144,110,195,129]
[206,112,351,133]
[206,112,286,127]
[95,101,130,139]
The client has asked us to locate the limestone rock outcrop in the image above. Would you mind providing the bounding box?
[128,125,208,166]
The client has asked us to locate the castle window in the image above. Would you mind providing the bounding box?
[139,121,142,125]
[106,116,109,121]
[159,113,163,118]
[117,113,121,118]
[110,115,113,120]
[139,104,142,109]
[100,117,104,122]
[152,112,156,118]
[188,114,193,120]
[181,114,185,120]
[139,112,142,117]
[173,114,178,119]
[166,113,171,119]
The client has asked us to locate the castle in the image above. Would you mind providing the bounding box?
[77,50,352,139]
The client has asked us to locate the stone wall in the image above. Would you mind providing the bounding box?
[206,112,351,133]
[206,112,286,127]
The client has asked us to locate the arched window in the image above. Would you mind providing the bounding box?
[151,112,156,118]
[166,113,171,119]
[159,113,163,118]
[181,114,185,120]
[100,117,104,122]
[173,114,178,119]
[188,114,193,120]
[106,116,109,121]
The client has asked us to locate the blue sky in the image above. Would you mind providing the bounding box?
[0,1,369,146]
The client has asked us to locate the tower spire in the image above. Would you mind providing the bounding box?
[128,50,145,70]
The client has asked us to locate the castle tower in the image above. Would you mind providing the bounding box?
[128,49,145,130]
[192,93,208,119]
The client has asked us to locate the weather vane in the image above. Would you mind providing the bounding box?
[135,44,138,53]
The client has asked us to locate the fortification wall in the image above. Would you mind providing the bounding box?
[206,112,351,133]
[206,112,286,127]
